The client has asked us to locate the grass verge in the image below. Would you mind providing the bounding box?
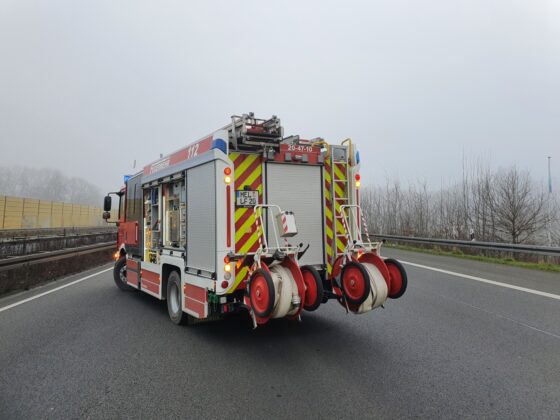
[384,243,560,273]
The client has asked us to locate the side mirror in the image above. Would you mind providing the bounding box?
[103,195,112,212]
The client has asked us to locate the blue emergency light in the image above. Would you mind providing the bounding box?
[212,138,227,154]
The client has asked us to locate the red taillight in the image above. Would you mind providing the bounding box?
[224,167,232,176]
[221,280,229,289]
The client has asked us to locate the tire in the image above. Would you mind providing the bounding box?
[249,268,275,318]
[166,271,190,325]
[301,265,324,312]
[385,258,408,299]
[113,257,134,291]
[341,262,371,306]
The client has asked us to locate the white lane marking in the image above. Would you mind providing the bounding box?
[0,267,112,313]
[400,260,560,301]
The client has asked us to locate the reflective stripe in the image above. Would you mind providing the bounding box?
[335,162,348,256]
[324,159,334,274]
[228,153,263,292]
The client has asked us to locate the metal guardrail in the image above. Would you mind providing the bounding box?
[0,232,116,258]
[0,242,115,295]
[373,234,560,257]
[0,242,115,269]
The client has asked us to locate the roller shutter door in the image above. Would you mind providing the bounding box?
[266,163,324,267]
[187,162,216,273]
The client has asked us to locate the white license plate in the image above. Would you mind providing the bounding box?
[236,190,258,208]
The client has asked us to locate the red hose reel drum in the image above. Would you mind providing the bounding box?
[341,262,371,305]
[248,264,275,325]
[300,265,324,311]
[334,252,394,314]
[247,257,307,325]
[330,255,359,298]
[384,258,408,299]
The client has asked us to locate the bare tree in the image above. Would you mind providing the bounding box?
[361,162,555,245]
[550,195,560,245]
[0,166,103,206]
[486,167,549,243]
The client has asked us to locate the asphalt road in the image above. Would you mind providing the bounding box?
[1,249,559,419]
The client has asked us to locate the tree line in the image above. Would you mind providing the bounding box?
[361,164,558,245]
[0,166,103,207]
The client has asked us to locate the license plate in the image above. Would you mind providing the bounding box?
[236,190,258,208]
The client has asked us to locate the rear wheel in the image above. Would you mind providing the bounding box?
[113,256,134,291]
[167,271,191,325]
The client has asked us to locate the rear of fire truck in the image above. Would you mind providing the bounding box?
[103,113,407,328]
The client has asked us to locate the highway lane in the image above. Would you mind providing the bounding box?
[0,252,559,419]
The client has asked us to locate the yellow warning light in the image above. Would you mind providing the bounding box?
[224,263,232,272]
[224,175,232,184]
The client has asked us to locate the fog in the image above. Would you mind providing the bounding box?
[1,0,558,194]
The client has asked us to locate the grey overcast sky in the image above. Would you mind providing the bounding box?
[0,0,558,193]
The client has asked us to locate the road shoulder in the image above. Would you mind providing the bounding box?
[0,263,113,311]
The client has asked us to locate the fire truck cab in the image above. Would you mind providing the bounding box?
[103,113,407,327]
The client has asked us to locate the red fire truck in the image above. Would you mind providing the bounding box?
[103,113,407,327]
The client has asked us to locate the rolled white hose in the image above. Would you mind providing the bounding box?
[354,262,388,314]
[269,265,296,318]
